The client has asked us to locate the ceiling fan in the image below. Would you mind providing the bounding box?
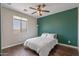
[29,4,50,16]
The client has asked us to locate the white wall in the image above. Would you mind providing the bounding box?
[1,7,37,49]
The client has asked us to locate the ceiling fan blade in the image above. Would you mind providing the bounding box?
[38,5,41,8]
[32,12,37,14]
[39,13,42,16]
[42,10,50,12]
[29,7,37,10]
[42,4,46,8]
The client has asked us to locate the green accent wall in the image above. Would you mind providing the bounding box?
[37,8,78,46]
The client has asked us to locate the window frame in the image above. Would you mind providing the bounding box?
[21,20,27,32]
[13,16,27,32]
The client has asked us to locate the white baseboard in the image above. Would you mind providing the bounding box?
[1,41,24,49]
[58,43,78,49]
[1,42,78,50]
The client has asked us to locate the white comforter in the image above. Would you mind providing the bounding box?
[24,37,58,56]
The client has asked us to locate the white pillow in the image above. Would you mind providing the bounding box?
[41,33,48,38]
[46,34,57,39]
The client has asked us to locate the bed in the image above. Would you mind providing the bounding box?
[24,33,58,56]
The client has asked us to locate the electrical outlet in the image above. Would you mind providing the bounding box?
[68,40,71,44]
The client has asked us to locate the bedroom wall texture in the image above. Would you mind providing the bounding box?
[38,8,78,46]
[1,7,37,49]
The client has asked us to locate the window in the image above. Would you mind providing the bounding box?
[13,19,21,32]
[13,16,27,32]
[22,20,27,32]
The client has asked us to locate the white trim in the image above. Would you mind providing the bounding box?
[1,41,24,49]
[2,42,78,49]
[58,43,78,49]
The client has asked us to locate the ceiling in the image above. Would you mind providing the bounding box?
[1,3,79,18]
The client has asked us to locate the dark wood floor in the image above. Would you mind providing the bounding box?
[1,44,79,56]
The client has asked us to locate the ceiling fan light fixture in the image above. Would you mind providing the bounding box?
[36,11,43,16]
[37,11,39,15]
[40,11,43,16]
[30,4,50,16]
